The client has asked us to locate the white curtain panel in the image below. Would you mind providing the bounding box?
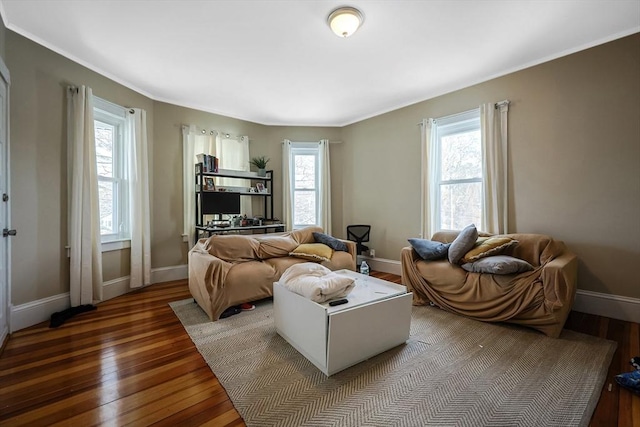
[480,102,510,234]
[66,86,103,306]
[216,135,251,216]
[127,108,151,288]
[182,126,215,245]
[319,139,332,234]
[282,140,293,230]
[181,126,195,244]
[420,118,438,239]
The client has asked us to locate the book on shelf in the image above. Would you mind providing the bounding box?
[196,154,219,173]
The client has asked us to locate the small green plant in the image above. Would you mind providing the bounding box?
[249,156,270,169]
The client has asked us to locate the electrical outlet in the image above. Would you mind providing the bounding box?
[369,249,375,257]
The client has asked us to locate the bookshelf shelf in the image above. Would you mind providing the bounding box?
[194,163,280,237]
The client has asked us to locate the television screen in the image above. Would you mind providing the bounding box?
[202,192,241,215]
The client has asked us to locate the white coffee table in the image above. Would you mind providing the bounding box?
[273,269,412,376]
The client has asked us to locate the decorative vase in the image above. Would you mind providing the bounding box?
[258,168,266,177]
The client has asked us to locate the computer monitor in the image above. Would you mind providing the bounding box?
[202,192,241,215]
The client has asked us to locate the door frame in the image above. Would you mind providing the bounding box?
[0,54,11,342]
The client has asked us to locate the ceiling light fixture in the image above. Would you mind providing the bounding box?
[327,6,364,38]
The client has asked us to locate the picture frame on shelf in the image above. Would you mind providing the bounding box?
[256,183,266,193]
[204,177,216,191]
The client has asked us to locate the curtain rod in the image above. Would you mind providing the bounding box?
[181,125,242,140]
[281,140,342,144]
[417,100,510,126]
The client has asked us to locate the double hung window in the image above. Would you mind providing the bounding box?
[290,143,320,229]
[93,97,129,242]
[433,109,482,231]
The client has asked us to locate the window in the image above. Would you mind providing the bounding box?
[94,97,129,242]
[434,109,482,231]
[290,143,320,229]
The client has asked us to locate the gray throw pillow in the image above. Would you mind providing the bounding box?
[408,238,450,261]
[461,255,534,274]
[313,232,348,252]
[448,224,479,264]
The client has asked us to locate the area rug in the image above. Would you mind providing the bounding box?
[170,299,616,427]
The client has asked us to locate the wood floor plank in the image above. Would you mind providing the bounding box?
[0,272,635,426]
[48,368,218,427]
[1,353,206,424]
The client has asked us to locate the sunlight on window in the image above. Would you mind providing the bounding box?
[436,117,482,230]
[293,153,318,226]
[93,97,128,242]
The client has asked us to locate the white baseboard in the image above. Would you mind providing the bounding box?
[573,290,640,324]
[364,257,402,276]
[151,264,188,284]
[103,276,131,301]
[10,292,70,333]
[9,264,189,333]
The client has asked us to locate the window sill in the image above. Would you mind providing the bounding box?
[65,239,131,258]
[101,239,131,252]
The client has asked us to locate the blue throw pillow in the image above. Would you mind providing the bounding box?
[408,238,451,261]
[448,224,479,264]
[461,255,534,275]
[313,232,348,252]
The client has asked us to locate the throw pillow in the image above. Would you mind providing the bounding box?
[408,238,451,261]
[448,224,479,264]
[289,243,334,262]
[461,236,518,264]
[461,255,534,275]
[313,232,348,252]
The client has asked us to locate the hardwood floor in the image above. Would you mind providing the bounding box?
[1,273,638,426]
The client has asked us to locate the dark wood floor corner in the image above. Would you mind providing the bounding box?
[0,273,638,426]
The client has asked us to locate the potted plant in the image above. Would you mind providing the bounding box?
[250,155,270,177]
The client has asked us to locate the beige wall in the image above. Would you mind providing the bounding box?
[263,126,343,234]
[5,24,639,308]
[6,28,343,306]
[7,32,154,304]
[340,33,640,299]
[151,103,342,266]
[152,102,266,267]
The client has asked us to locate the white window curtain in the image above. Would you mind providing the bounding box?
[66,85,103,306]
[319,139,332,234]
[215,135,251,217]
[420,118,438,239]
[480,101,509,234]
[282,140,293,231]
[182,125,215,245]
[127,108,151,288]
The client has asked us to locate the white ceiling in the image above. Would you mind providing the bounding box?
[1,1,639,126]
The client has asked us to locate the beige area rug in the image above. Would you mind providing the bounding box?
[170,299,616,427]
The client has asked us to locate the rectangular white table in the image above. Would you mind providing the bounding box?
[273,269,412,376]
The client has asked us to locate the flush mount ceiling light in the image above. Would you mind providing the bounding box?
[327,6,364,38]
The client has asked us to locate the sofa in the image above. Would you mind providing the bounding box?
[189,226,356,321]
[401,230,578,338]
